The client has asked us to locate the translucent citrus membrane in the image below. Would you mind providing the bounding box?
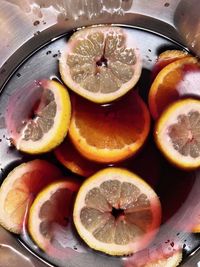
[59,26,142,103]
[80,180,153,245]
[74,168,161,256]
[28,180,80,255]
[6,81,56,144]
[155,98,200,169]
[0,160,61,233]
[168,111,200,158]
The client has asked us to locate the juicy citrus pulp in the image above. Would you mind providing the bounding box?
[149,56,200,119]
[73,168,161,256]
[54,137,102,177]
[155,98,200,169]
[0,160,61,233]
[69,91,150,163]
[6,79,71,154]
[28,180,80,252]
[59,26,142,103]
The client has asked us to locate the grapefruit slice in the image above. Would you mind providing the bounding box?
[54,137,102,177]
[0,160,61,233]
[59,26,142,103]
[73,168,161,256]
[148,56,200,119]
[28,180,80,252]
[6,79,71,154]
[69,91,150,163]
[155,98,200,169]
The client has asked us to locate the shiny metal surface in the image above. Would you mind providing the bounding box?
[0,1,199,266]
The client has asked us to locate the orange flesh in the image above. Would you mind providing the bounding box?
[55,137,102,176]
[71,91,145,150]
[154,62,200,117]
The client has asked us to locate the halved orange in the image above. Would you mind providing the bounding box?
[152,49,190,79]
[155,98,200,169]
[54,137,102,177]
[149,56,200,119]
[0,160,61,233]
[59,26,142,103]
[73,167,161,256]
[69,91,150,163]
[28,180,80,253]
[6,80,71,154]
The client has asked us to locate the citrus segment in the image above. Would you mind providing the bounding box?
[149,56,200,119]
[0,160,61,233]
[6,80,71,154]
[28,180,80,252]
[152,50,190,79]
[59,26,142,103]
[155,98,200,169]
[69,91,150,163]
[54,137,102,177]
[73,168,161,256]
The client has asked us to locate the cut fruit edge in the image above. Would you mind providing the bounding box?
[59,26,142,103]
[73,168,161,256]
[69,93,151,163]
[16,80,71,154]
[155,98,200,169]
[28,179,80,252]
[0,160,61,233]
[148,56,199,119]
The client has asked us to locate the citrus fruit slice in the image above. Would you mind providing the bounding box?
[155,98,200,169]
[152,50,190,79]
[0,160,61,233]
[54,137,102,177]
[148,56,200,119]
[73,168,161,256]
[28,180,80,252]
[69,91,150,163]
[59,26,142,103]
[6,79,71,154]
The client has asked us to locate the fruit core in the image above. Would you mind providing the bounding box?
[22,89,56,141]
[67,31,137,93]
[80,180,153,245]
[168,111,200,158]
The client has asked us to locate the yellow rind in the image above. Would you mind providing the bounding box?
[155,98,200,170]
[73,167,161,256]
[18,80,71,154]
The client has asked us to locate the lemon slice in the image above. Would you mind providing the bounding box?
[0,160,61,233]
[155,98,200,169]
[6,80,71,154]
[59,26,142,103]
[28,180,80,252]
[73,168,161,256]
